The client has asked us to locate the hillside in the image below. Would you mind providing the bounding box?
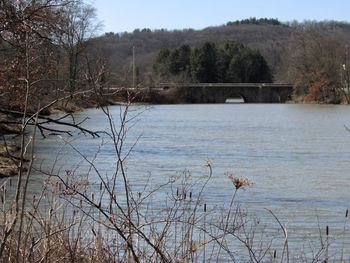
[90,20,294,84]
[87,19,350,103]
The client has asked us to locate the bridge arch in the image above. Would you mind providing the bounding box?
[225,94,246,103]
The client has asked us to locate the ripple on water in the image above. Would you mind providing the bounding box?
[24,104,350,256]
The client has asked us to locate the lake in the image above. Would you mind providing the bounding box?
[7,103,350,260]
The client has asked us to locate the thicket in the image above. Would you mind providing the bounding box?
[152,41,272,83]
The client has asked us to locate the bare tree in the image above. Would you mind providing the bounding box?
[56,0,101,95]
[0,0,72,110]
[286,23,348,103]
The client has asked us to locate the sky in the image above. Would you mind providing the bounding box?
[92,0,350,33]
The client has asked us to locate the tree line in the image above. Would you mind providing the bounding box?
[226,17,282,26]
[153,41,272,83]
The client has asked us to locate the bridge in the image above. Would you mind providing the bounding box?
[149,83,293,103]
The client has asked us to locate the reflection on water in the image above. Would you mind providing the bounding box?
[5,104,350,254]
[225,97,244,103]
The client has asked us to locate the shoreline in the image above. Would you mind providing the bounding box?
[0,96,122,177]
[0,143,20,178]
[0,113,21,178]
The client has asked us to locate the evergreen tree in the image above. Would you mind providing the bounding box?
[216,41,244,82]
[153,40,272,83]
[153,48,171,80]
[168,45,192,75]
[169,49,181,74]
[190,42,217,82]
[177,44,191,72]
[225,46,272,83]
[226,54,244,82]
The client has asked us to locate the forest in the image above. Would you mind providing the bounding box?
[1,1,350,108]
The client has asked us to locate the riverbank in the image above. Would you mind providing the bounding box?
[0,142,20,178]
[0,113,21,177]
[0,94,126,177]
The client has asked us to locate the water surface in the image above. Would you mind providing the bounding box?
[11,104,350,256]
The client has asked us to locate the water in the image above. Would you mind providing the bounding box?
[6,103,350,258]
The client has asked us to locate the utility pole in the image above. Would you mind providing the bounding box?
[132,46,136,89]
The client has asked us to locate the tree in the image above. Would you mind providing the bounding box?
[152,48,171,82]
[169,49,181,74]
[0,0,67,110]
[226,50,272,83]
[177,44,191,72]
[153,40,272,84]
[167,44,191,80]
[153,45,192,83]
[216,41,244,82]
[286,24,346,103]
[190,42,217,82]
[56,0,100,94]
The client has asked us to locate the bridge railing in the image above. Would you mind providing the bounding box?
[156,83,293,88]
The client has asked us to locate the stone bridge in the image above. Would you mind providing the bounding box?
[151,83,293,103]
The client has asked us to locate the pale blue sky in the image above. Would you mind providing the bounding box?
[92,0,350,33]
